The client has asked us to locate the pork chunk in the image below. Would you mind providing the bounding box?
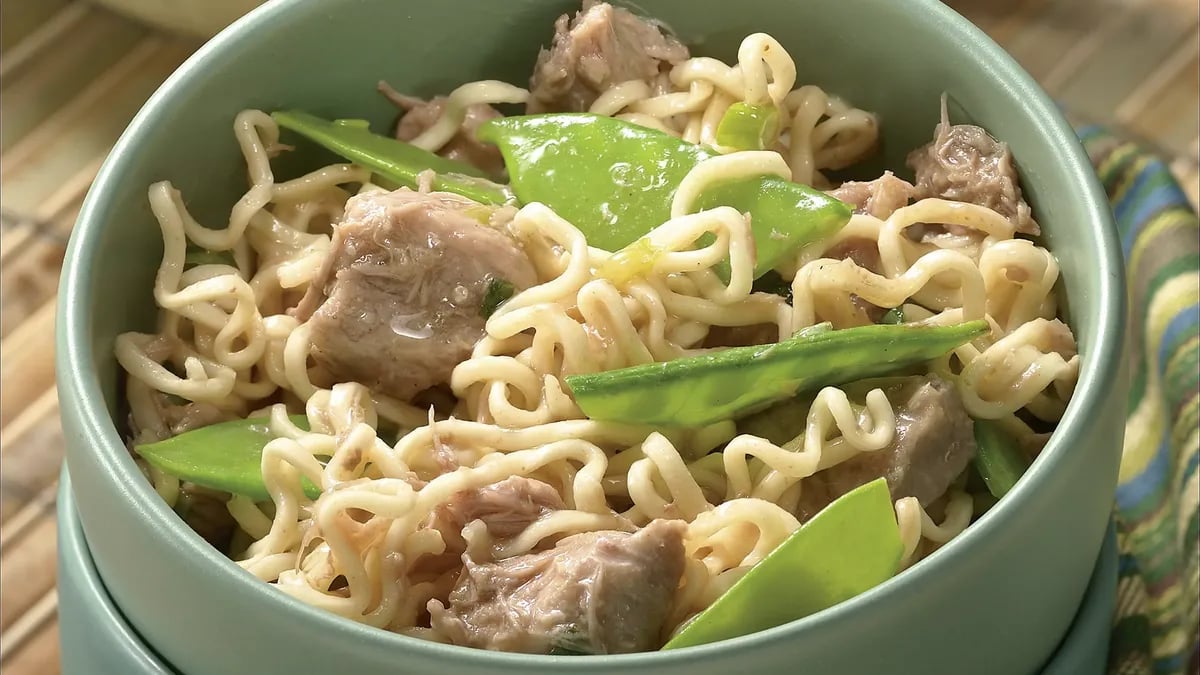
[828,171,916,220]
[906,102,1040,235]
[796,376,976,521]
[293,189,537,401]
[413,477,566,579]
[822,237,888,322]
[380,83,506,177]
[436,476,565,540]
[429,519,686,654]
[824,237,882,274]
[528,0,690,113]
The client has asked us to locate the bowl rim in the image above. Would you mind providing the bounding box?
[57,0,1127,666]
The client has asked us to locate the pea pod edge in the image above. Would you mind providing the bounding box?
[477,113,852,278]
[135,415,319,502]
[663,476,902,649]
[566,320,989,427]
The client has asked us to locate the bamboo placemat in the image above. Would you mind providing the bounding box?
[0,1,1195,672]
[0,4,201,671]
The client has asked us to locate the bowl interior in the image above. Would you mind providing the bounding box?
[58,0,1125,673]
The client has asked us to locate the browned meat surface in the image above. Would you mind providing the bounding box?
[527,0,690,113]
[437,476,565,539]
[175,484,237,551]
[824,236,882,274]
[796,376,976,522]
[848,296,889,324]
[380,83,506,177]
[429,519,687,654]
[822,237,887,323]
[161,399,231,436]
[126,336,239,442]
[828,171,915,220]
[703,323,779,348]
[293,189,538,401]
[134,393,233,443]
[906,102,1040,235]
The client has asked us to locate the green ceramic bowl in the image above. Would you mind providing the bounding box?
[56,0,1127,673]
[1041,522,1118,675]
[56,469,174,675]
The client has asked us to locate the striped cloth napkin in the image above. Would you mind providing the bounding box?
[1075,127,1200,675]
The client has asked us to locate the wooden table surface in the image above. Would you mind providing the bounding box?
[0,0,1196,672]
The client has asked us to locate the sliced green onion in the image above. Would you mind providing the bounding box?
[597,238,663,286]
[184,247,236,269]
[462,204,497,226]
[715,103,781,151]
[972,420,1030,499]
[547,634,592,656]
[481,278,515,318]
[272,110,513,206]
[880,307,905,325]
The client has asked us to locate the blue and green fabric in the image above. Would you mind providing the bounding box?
[1075,127,1200,675]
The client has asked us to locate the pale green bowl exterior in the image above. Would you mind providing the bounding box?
[56,0,1127,673]
[57,470,174,675]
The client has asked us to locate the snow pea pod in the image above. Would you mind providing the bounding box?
[973,419,1030,499]
[135,416,317,501]
[663,477,902,649]
[476,113,851,277]
[715,102,781,151]
[271,111,513,206]
[566,320,989,427]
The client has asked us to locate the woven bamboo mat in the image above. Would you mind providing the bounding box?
[0,1,1195,672]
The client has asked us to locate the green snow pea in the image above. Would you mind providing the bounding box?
[973,419,1030,499]
[663,477,902,649]
[565,320,988,427]
[135,415,319,502]
[184,245,236,269]
[715,102,781,151]
[271,111,513,206]
[272,110,849,280]
[476,113,851,278]
[880,307,905,325]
